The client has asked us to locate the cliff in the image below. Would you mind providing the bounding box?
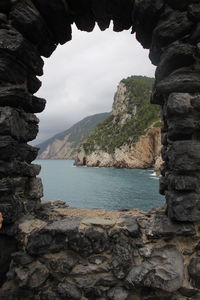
[75,76,162,169]
[37,112,110,159]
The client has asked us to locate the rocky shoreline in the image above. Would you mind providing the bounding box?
[75,127,163,172]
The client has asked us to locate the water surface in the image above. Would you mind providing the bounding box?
[36,159,164,210]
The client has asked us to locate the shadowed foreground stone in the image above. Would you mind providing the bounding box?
[125,245,184,292]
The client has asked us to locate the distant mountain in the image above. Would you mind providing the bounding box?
[37,112,110,159]
[75,76,162,170]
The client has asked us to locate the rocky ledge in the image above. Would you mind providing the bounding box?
[0,201,200,300]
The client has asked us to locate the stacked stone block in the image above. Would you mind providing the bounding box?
[0,0,200,298]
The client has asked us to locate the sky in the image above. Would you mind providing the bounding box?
[35,24,156,145]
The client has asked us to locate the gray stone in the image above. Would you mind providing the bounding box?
[119,216,140,237]
[157,71,200,94]
[11,251,34,266]
[111,241,133,279]
[15,261,49,288]
[0,195,23,224]
[88,255,108,265]
[0,50,27,84]
[167,141,200,172]
[107,287,129,300]
[0,28,43,75]
[167,118,200,141]
[192,293,200,300]
[152,10,193,47]
[191,95,200,111]
[165,93,193,117]
[188,258,200,288]
[95,275,118,287]
[0,160,41,177]
[166,191,200,222]
[27,177,43,199]
[0,107,39,142]
[179,287,198,297]
[46,251,78,275]
[0,84,46,113]
[44,217,81,235]
[82,218,116,229]
[27,74,41,94]
[167,174,199,192]
[10,0,57,57]
[0,136,38,163]
[69,227,109,256]
[57,280,81,299]
[125,245,184,292]
[156,42,195,81]
[147,211,196,238]
[26,231,64,255]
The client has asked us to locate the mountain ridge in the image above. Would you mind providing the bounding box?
[37,112,110,159]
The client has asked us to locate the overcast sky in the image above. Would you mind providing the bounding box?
[35,24,156,145]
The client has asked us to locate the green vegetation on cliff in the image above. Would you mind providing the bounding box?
[81,76,161,154]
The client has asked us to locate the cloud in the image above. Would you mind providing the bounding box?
[34,24,156,145]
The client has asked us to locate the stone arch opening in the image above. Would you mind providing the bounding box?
[1,0,200,298]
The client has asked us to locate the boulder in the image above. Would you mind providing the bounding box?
[166,191,200,222]
[15,261,49,288]
[156,71,200,94]
[125,245,184,292]
[156,42,195,81]
[165,93,193,117]
[167,141,200,172]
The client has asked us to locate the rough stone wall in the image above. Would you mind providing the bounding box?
[0,0,200,298]
[0,202,200,300]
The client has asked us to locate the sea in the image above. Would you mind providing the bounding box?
[36,159,165,211]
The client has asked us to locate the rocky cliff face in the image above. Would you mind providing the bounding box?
[76,127,162,169]
[75,76,162,170]
[37,112,110,159]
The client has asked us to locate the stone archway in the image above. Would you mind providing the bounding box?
[0,0,200,299]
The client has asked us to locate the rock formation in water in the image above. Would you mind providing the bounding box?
[75,76,162,169]
[37,112,110,159]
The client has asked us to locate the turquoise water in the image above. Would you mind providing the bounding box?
[36,160,165,210]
